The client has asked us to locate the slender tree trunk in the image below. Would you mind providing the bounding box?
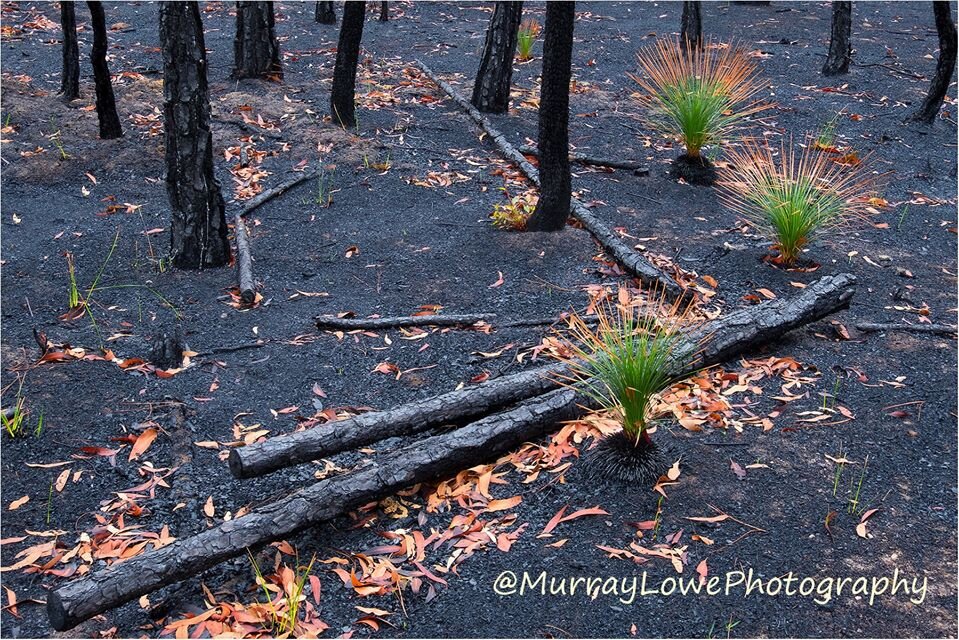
[161,2,231,269]
[525,1,574,232]
[233,1,282,79]
[87,2,122,138]
[60,1,80,101]
[908,1,958,124]
[471,1,523,114]
[330,0,365,128]
[379,1,388,21]
[315,0,335,24]
[822,1,852,76]
[680,1,702,52]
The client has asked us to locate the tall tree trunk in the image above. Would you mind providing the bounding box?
[87,2,122,139]
[161,2,231,269]
[471,1,523,114]
[315,0,335,24]
[680,1,702,52]
[821,1,852,76]
[525,1,574,232]
[330,0,365,128]
[379,1,388,21]
[233,1,282,79]
[60,1,80,101]
[908,1,958,124]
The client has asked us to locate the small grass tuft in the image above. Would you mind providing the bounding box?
[718,138,879,266]
[516,18,541,62]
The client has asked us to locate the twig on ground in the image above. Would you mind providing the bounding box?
[856,322,957,336]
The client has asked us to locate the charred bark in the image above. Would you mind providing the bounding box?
[161,2,231,269]
[229,364,567,478]
[60,1,80,101]
[315,0,335,24]
[681,1,702,52]
[907,1,957,124]
[233,1,282,79]
[87,2,122,138]
[525,1,574,232]
[235,273,856,479]
[822,1,852,76]
[517,143,649,172]
[379,1,388,21]
[471,1,523,114]
[330,1,365,127]
[413,60,681,297]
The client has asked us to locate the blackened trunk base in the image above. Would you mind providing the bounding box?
[673,154,716,185]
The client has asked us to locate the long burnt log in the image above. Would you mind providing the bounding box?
[234,273,856,479]
[48,389,583,631]
[234,212,256,304]
[229,363,567,478]
[314,313,595,331]
[412,60,682,298]
[516,143,649,173]
[48,273,856,630]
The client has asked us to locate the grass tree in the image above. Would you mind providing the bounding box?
[330,0,366,128]
[233,1,282,79]
[822,1,852,76]
[59,1,80,101]
[630,38,767,185]
[558,290,701,483]
[471,1,524,114]
[161,1,231,269]
[525,1,574,231]
[87,1,122,138]
[718,138,877,267]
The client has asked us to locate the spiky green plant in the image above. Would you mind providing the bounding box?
[717,138,878,266]
[558,290,698,447]
[516,18,540,62]
[630,38,768,161]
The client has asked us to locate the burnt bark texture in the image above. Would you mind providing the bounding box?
[471,1,523,113]
[233,1,282,79]
[525,1,574,232]
[907,1,958,124]
[379,0,388,21]
[822,1,852,76]
[46,274,857,631]
[681,1,702,51]
[315,0,335,23]
[60,1,80,101]
[414,60,682,297]
[87,2,122,138]
[229,364,567,478]
[161,2,231,269]
[330,0,365,127]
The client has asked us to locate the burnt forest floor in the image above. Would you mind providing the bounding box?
[0,2,957,638]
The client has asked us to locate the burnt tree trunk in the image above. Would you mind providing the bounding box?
[379,1,388,21]
[525,1,574,232]
[315,0,335,23]
[822,1,852,76]
[233,1,282,79]
[60,1,80,101]
[161,2,231,269]
[681,1,702,51]
[471,1,523,114]
[908,1,958,124]
[46,273,857,631]
[87,2,122,138]
[330,0,366,128]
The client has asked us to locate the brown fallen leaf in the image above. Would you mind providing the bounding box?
[730,459,747,480]
[488,271,505,288]
[54,469,70,493]
[8,496,29,511]
[129,428,157,461]
[485,495,522,512]
[203,495,215,518]
[855,507,880,539]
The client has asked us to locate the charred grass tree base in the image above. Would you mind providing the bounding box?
[587,430,671,485]
[672,153,717,185]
